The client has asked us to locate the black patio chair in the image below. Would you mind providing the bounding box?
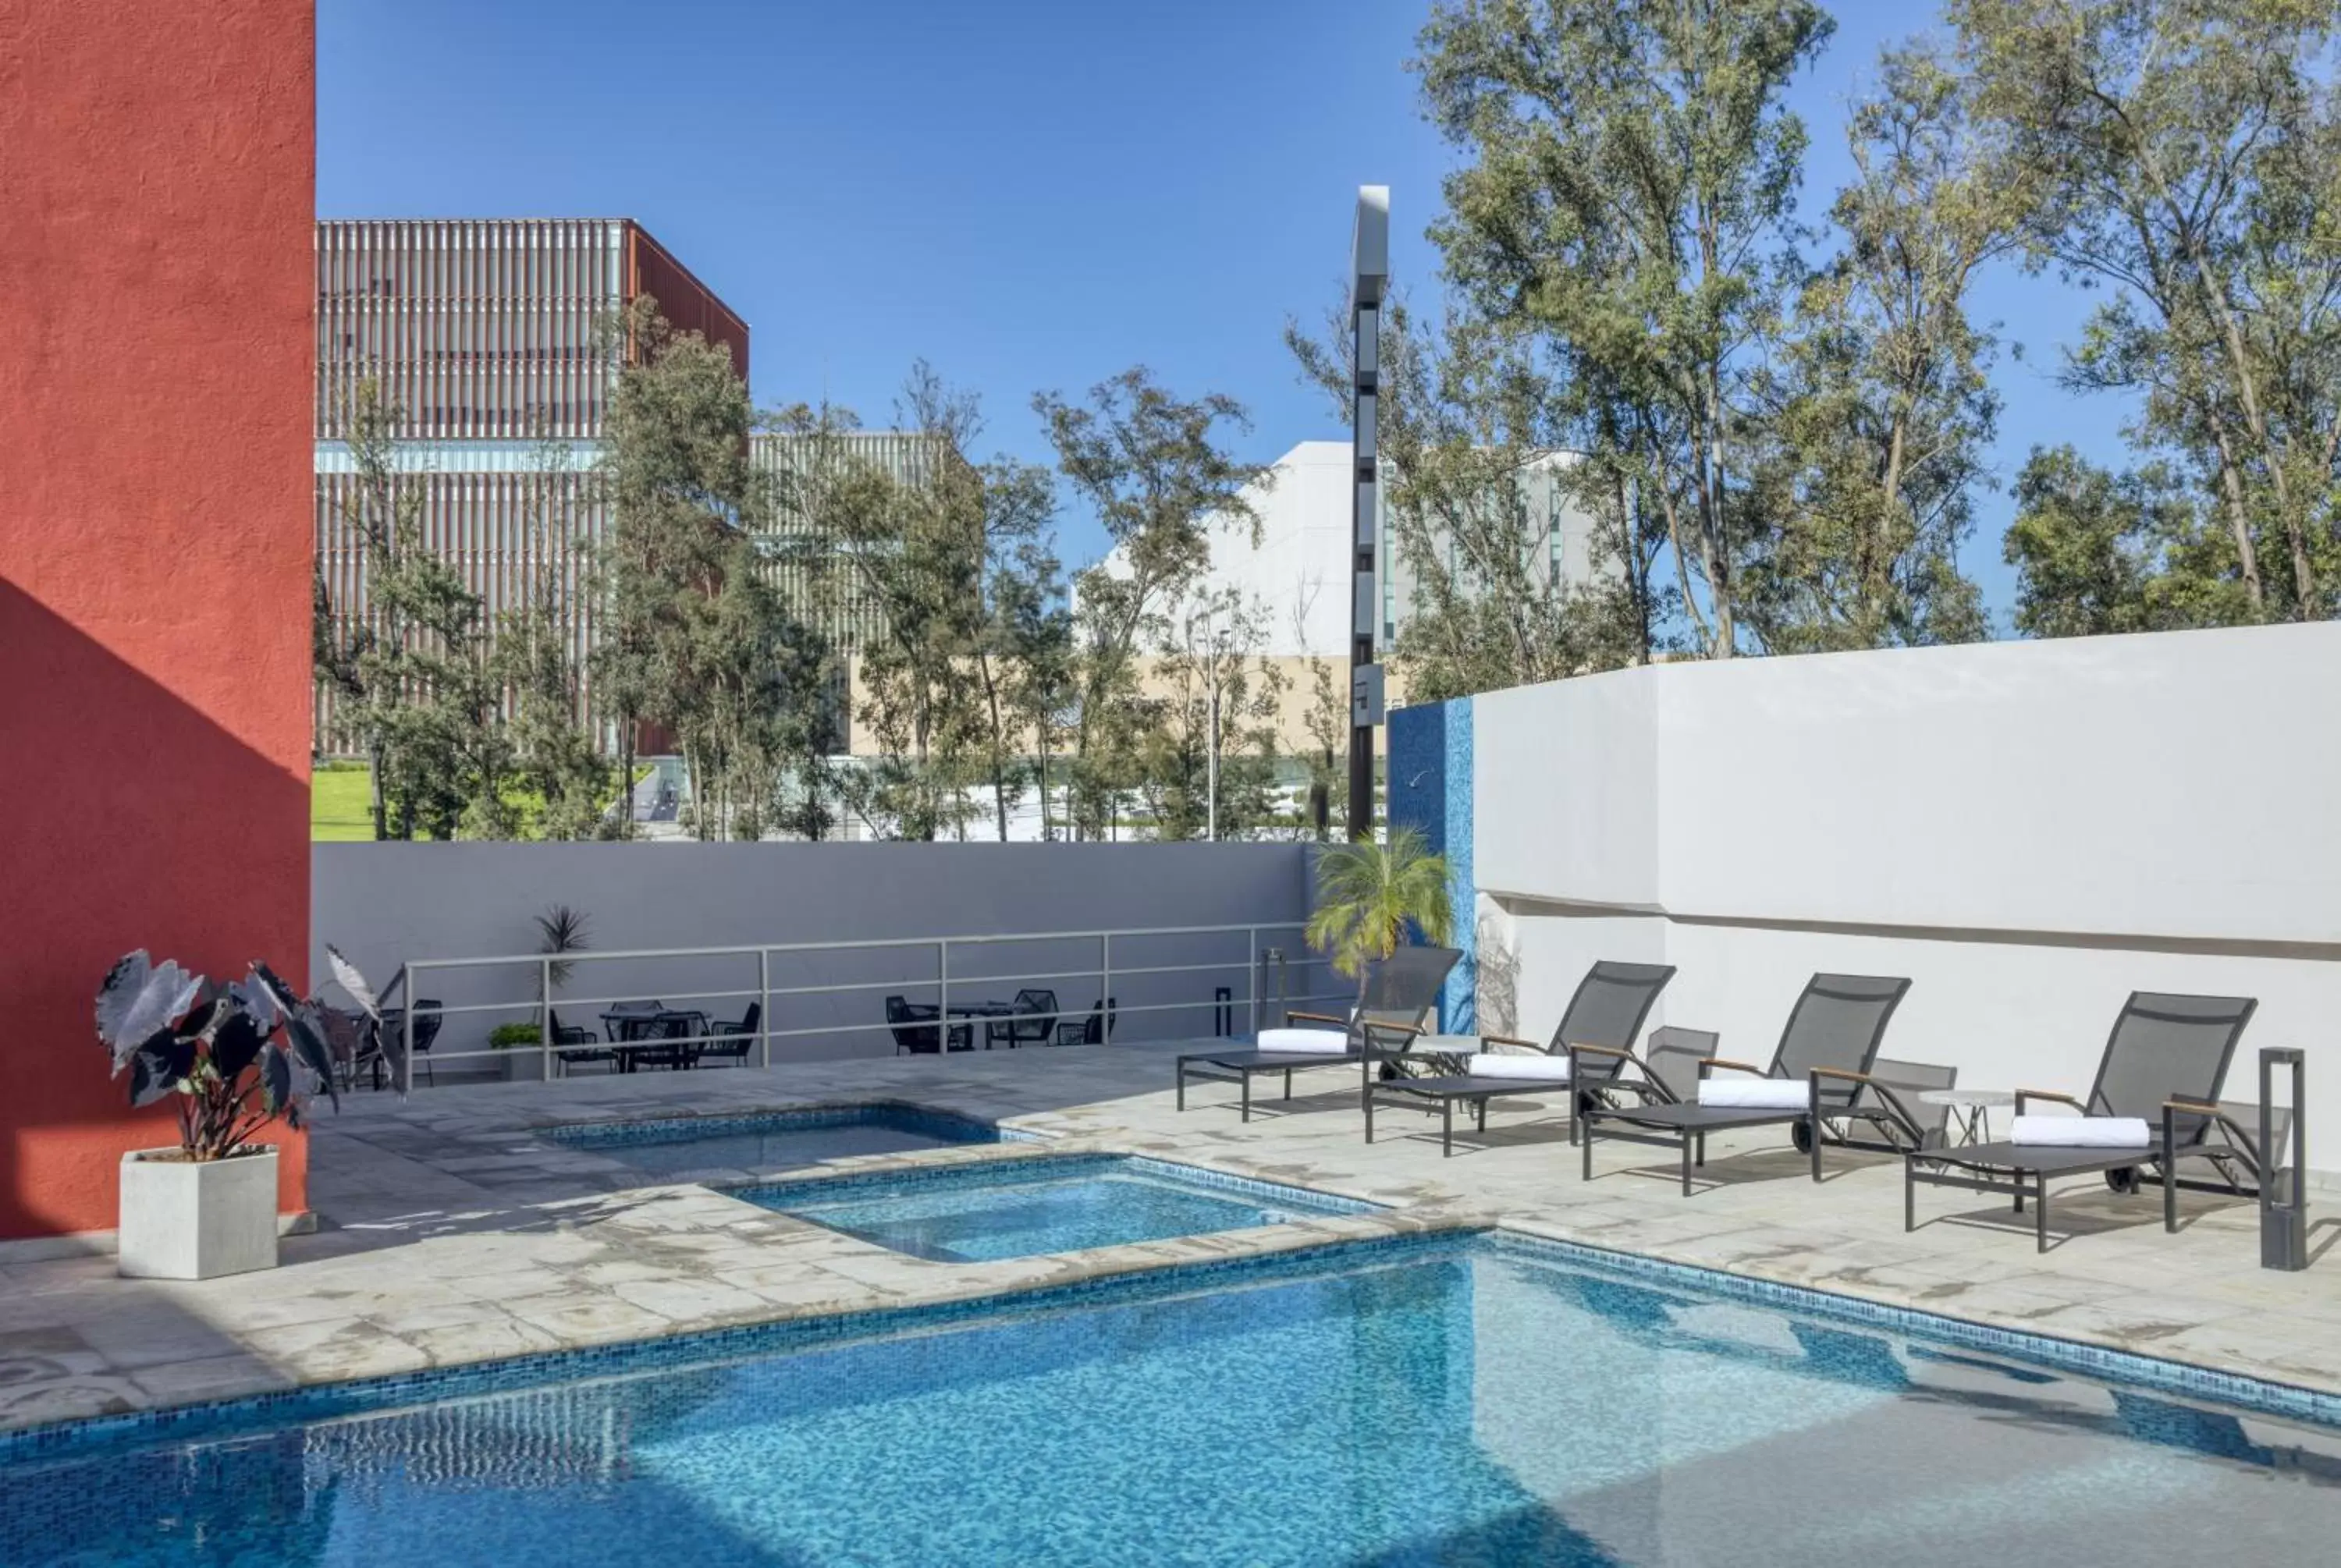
[1576,973,1914,1196]
[1362,960,1677,1156]
[1054,996,1119,1046]
[392,1002,445,1087]
[1905,992,2261,1252]
[986,988,1057,1049]
[1174,946,1462,1121]
[698,1001,761,1066]
[547,1009,613,1075]
[886,995,970,1055]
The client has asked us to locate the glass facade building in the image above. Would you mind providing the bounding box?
[311,218,748,751]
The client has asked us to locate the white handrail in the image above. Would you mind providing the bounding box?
[374,920,1336,1086]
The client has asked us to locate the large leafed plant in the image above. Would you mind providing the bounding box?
[94,953,349,1162]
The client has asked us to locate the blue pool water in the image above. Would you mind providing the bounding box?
[539,1103,1000,1177]
[5,1235,2339,1566]
[739,1153,1370,1261]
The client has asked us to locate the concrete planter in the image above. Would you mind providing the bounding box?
[499,1048,548,1083]
[117,1145,279,1280]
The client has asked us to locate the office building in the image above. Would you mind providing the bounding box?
[312,218,748,750]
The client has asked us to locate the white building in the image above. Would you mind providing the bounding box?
[1093,438,1606,658]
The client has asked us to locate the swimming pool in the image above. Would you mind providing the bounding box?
[539,1102,1004,1177]
[737,1152,1373,1261]
[5,1233,2337,1566]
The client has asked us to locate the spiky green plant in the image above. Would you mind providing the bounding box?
[533,904,591,990]
[1304,828,1453,995]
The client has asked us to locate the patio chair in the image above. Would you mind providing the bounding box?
[1053,997,1118,1046]
[1359,960,1677,1156]
[1577,973,1913,1196]
[1904,992,2261,1252]
[547,1009,614,1075]
[886,995,970,1055]
[698,1001,761,1066]
[989,988,1058,1050]
[626,1011,702,1072]
[1174,945,1462,1121]
[386,1002,445,1086]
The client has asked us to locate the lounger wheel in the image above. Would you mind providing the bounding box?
[1791,1120,1814,1156]
[2104,1165,2140,1195]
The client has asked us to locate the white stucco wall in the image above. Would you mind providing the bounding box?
[1471,621,2341,1173]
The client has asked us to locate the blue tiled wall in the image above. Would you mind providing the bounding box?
[1387,697,1474,1032]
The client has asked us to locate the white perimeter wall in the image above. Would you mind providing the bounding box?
[1472,621,2341,1173]
[314,843,1316,1063]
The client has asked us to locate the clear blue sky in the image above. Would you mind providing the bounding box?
[321,0,2133,633]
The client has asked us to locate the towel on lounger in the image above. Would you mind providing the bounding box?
[1254,1027,1351,1056]
[2009,1115,2150,1149]
[1466,1052,1570,1082]
[1696,1077,1807,1109]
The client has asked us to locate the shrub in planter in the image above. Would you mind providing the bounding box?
[94,951,348,1279]
[488,1023,544,1050]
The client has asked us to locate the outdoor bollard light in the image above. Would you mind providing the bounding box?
[2260,1045,2308,1272]
[1215,986,1233,1038]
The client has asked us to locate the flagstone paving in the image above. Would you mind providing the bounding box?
[2,1038,2336,1435]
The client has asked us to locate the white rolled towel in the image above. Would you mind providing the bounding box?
[2009,1115,2151,1149]
[1696,1077,1807,1109]
[1255,1027,1351,1056]
[1466,1052,1570,1082]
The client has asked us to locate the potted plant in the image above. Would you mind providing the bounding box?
[486,904,592,1081]
[94,951,343,1279]
[488,1020,549,1081]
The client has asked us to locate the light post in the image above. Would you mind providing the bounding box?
[1348,186,1389,843]
[1187,605,1233,841]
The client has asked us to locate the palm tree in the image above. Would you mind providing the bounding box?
[1304,828,1453,999]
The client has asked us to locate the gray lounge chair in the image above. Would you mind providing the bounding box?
[1904,991,2260,1252]
[1174,945,1462,1121]
[1361,960,1677,1156]
[1577,973,1914,1195]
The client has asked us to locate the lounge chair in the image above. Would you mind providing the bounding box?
[1576,973,1914,1195]
[1903,992,2260,1252]
[1360,960,1677,1156]
[1174,945,1462,1121]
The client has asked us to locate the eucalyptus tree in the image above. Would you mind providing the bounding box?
[1036,368,1266,839]
[1288,295,1666,700]
[1952,0,2341,620]
[595,297,826,840]
[1139,587,1288,841]
[496,430,609,839]
[1416,0,1835,657]
[2003,443,2256,635]
[314,377,507,839]
[1742,47,2022,651]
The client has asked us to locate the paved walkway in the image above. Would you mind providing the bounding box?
[3,1039,2336,1435]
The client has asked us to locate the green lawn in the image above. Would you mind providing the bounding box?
[312,765,376,841]
[312,763,650,841]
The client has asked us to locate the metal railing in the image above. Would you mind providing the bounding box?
[388,923,1347,1093]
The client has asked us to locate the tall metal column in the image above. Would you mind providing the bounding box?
[1348,186,1389,843]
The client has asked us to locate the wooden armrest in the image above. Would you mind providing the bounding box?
[1567,1043,1636,1062]
[1700,1056,1767,1077]
[1284,1011,1348,1027]
[2164,1098,2221,1115]
[2016,1087,2085,1112]
[1809,1066,1871,1084]
[1481,1034,1546,1053]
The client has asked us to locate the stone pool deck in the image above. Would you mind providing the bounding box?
[3,1038,2336,1434]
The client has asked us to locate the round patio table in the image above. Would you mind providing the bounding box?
[1920,1087,2015,1147]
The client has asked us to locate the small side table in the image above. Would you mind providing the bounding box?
[1920,1087,2015,1147]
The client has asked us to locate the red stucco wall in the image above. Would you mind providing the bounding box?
[0,0,316,1238]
